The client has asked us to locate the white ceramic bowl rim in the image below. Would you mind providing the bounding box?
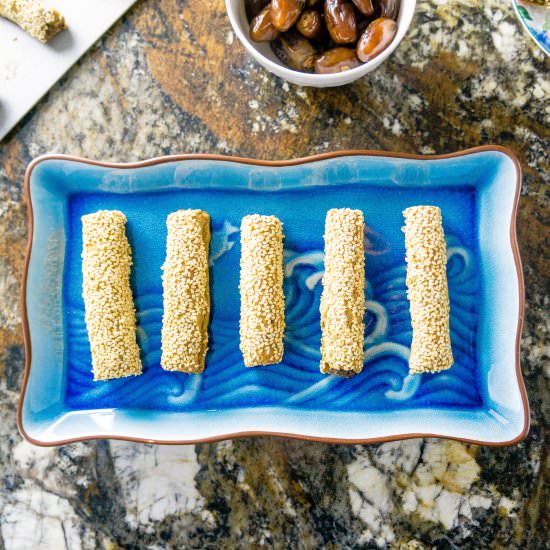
[226,0,417,86]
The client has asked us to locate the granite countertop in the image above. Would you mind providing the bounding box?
[0,0,548,548]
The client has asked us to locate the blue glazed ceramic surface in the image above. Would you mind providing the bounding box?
[65,189,480,412]
[20,150,527,445]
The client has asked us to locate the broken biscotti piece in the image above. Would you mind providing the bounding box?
[239,214,285,367]
[81,210,142,381]
[161,210,211,373]
[320,208,366,377]
[0,0,67,43]
[403,206,454,374]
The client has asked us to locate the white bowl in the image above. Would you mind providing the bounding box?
[226,0,417,87]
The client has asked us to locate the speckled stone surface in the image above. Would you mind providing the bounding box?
[0,0,548,548]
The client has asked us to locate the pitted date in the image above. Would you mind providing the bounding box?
[314,47,361,73]
[351,0,374,16]
[377,0,400,20]
[247,0,401,74]
[272,30,317,71]
[325,0,357,44]
[355,13,371,36]
[245,0,270,19]
[250,5,279,42]
[356,17,397,62]
[271,0,306,31]
[296,9,323,39]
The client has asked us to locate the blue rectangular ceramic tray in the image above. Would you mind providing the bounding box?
[19,148,528,445]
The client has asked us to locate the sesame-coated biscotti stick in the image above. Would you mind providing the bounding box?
[0,0,66,42]
[81,210,142,381]
[320,208,366,376]
[239,215,285,367]
[161,210,211,373]
[403,206,454,374]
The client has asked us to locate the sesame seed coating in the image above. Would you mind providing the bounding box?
[0,0,66,42]
[161,210,211,374]
[239,215,285,367]
[81,210,142,382]
[403,206,454,374]
[320,209,366,376]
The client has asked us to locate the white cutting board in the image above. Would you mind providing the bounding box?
[0,0,138,141]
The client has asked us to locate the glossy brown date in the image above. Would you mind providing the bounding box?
[296,9,323,39]
[250,5,279,42]
[314,47,361,73]
[247,0,401,74]
[378,0,400,20]
[245,0,270,19]
[324,0,357,44]
[272,31,316,71]
[351,0,374,16]
[271,0,306,32]
[356,17,397,62]
[355,13,371,36]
